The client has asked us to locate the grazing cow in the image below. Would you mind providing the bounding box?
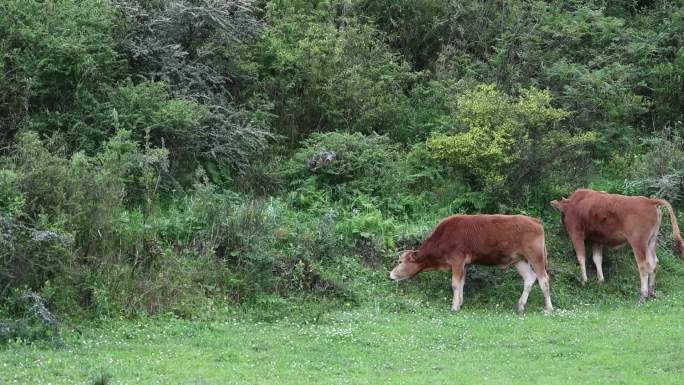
[389,215,553,314]
[550,189,684,302]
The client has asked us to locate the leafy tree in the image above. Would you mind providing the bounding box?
[250,3,418,143]
[113,0,272,175]
[281,132,407,206]
[0,0,122,150]
[426,84,595,199]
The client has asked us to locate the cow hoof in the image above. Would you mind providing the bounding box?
[517,301,526,314]
[597,278,605,284]
[451,306,461,312]
[638,296,646,305]
[543,307,553,315]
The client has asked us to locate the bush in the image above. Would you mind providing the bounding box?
[0,218,73,303]
[113,0,272,176]
[624,127,684,203]
[426,84,595,204]
[0,0,122,151]
[0,130,171,312]
[250,6,418,142]
[0,170,24,219]
[0,290,60,345]
[280,132,417,211]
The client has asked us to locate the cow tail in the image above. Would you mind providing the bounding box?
[654,199,684,256]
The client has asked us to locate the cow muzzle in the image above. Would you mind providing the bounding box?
[389,270,409,281]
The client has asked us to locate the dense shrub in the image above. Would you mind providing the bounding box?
[0,130,168,312]
[250,5,418,142]
[426,84,595,204]
[280,132,417,211]
[624,128,684,203]
[355,0,504,72]
[0,0,122,151]
[113,0,273,176]
[0,291,60,344]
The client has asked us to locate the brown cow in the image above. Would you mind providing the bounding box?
[550,189,684,302]
[389,214,553,314]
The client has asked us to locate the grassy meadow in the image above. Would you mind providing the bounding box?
[4,246,684,385]
[3,295,683,385]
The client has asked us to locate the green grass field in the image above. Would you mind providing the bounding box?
[3,291,683,385]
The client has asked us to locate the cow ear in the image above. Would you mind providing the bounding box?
[550,200,564,212]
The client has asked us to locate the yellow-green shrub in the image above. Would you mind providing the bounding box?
[426,84,594,198]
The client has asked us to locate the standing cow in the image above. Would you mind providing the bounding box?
[389,214,553,314]
[550,189,684,302]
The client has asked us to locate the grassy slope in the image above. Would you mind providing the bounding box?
[3,292,683,385]
[4,229,684,385]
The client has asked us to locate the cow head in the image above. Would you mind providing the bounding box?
[550,198,569,224]
[550,198,568,212]
[389,250,423,281]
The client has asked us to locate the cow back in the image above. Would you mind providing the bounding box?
[417,215,544,266]
[563,189,660,245]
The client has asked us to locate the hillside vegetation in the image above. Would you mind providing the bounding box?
[2,0,684,344]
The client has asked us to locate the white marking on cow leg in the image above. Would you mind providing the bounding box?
[538,274,553,314]
[638,269,649,304]
[451,286,461,312]
[592,244,604,282]
[647,234,658,298]
[515,261,536,313]
[458,275,466,307]
[451,262,465,312]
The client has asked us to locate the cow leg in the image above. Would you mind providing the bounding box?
[592,244,605,283]
[458,273,466,307]
[528,248,553,314]
[538,273,553,314]
[570,234,588,285]
[638,268,650,305]
[451,260,466,312]
[530,264,553,314]
[648,270,657,298]
[630,239,652,304]
[647,233,658,298]
[515,261,536,313]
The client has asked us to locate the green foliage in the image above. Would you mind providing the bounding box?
[0,130,172,313]
[251,5,418,142]
[0,170,25,219]
[0,0,121,151]
[355,0,447,70]
[2,0,684,325]
[113,0,273,174]
[355,0,506,74]
[281,132,412,209]
[337,203,397,249]
[624,127,684,202]
[426,84,594,201]
[106,81,211,176]
[0,290,60,345]
[650,48,684,127]
[108,82,209,141]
